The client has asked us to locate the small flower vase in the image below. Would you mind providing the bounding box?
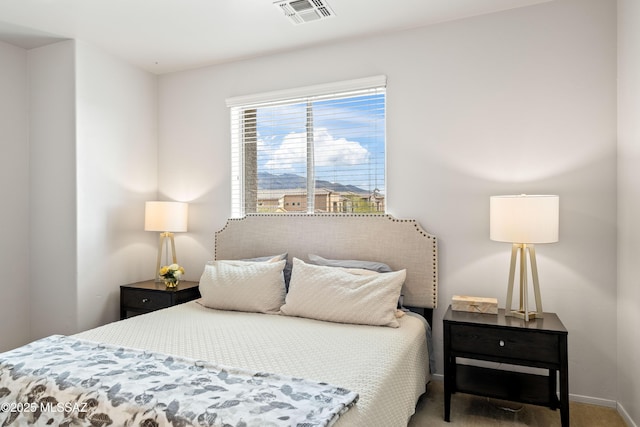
[164,279,179,289]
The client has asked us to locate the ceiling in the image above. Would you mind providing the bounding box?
[0,0,550,75]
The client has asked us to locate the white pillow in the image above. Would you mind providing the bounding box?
[280,258,406,327]
[199,259,286,314]
[319,267,406,318]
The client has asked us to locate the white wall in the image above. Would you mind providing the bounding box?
[27,40,158,338]
[0,41,30,352]
[75,41,158,331]
[159,0,617,403]
[617,0,640,424]
[28,40,78,339]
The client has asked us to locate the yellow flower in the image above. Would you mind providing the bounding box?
[159,263,185,281]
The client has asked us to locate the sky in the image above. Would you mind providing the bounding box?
[255,92,385,193]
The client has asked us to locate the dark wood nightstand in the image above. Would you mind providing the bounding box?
[120,280,201,320]
[443,305,569,426]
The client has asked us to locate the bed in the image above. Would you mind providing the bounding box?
[0,214,438,427]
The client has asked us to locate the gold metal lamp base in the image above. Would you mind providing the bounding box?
[509,310,540,321]
[155,231,177,282]
[505,243,543,322]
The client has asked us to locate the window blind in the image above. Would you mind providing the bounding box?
[228,77,386,218]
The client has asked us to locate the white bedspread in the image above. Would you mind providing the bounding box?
[76,301,429,427]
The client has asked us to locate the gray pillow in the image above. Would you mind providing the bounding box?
[307,253,393,273]
[241,253,287,263]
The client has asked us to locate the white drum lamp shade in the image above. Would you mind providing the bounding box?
[490,195,559,244]
[144,201,189,233]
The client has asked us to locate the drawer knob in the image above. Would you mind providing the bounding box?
[499,340,505,347]
[142,298,150,303]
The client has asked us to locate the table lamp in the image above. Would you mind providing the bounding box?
[490,194,559,321]
[145,201,188,281]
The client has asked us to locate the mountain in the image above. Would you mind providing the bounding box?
[257,172,368,193]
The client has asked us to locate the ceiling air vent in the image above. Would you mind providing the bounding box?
[273,0,335,25]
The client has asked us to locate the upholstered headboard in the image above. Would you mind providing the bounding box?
[215,214,438,310]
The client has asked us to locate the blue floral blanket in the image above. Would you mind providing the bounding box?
[0,335,358,427]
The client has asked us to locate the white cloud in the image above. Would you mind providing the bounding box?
[262,128,370,172]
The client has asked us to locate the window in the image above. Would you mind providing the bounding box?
[227,76,386,218]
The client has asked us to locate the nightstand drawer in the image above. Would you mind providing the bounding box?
[122,289,172,311]
[450,324,559,364]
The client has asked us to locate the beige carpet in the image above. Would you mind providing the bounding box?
[408,381,627,427]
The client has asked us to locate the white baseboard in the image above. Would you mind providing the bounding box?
[617,402,638,427]
[569,393,617,408]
